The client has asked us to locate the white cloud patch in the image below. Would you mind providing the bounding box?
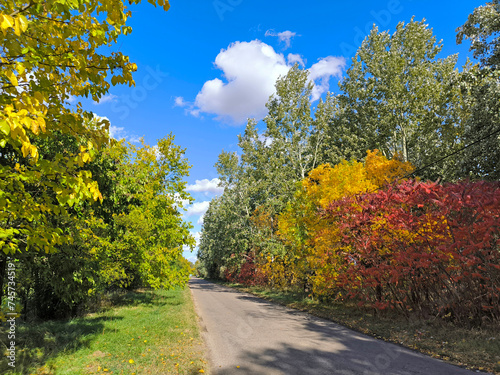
[174,96,188,107]
[174,96,201,118]
[186,201,210,217]
[192,231,202,247]
[109,125,125,139]
[193,40,291,124]
[288,53,305,66]
[94,94,117,105]
[186,178,224,195]
[184,41,346,125]
[265,30,298,49]
[308,56,346,101]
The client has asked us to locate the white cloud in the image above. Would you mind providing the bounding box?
[258,133,273,146]
[193,40,291,124]
[94,94,117,105]
[184,41,346,124]
[173,96,201,118]
[174,96,188,107]
[109,125,125,139]
[308,56,346,101]
[186,178,224,195]
[288,53,305,67]
[265,30,298,49]
[186,201,210,217]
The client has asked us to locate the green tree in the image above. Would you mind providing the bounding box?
[457,0,500,70]
[335,18,470,180]
[99,136,195,289]
[457,1,500,180]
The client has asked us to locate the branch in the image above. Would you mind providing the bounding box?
[10,2,35,17]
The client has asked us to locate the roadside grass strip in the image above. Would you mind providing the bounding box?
[0,287,208,375]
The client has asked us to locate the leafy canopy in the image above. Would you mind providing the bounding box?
[0,0,169,254]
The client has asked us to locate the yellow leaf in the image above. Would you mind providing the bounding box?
[37,117,46,132]
[34,91,44,103]
[15,62,25,75]
[30,145,38,159]
[128,359,134,364]
[21,142,30,158]
[31,119,39,135]
[5,70,18,86]
[17,15,28,32]
[199,370,205,373]
[0,120,10,135]
[13,18,21,36]
[0,14,14,32]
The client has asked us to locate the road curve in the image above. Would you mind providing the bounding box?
[189,277,480,375]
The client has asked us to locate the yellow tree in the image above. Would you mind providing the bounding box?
[0,0,169,299]
[275,150,413,294]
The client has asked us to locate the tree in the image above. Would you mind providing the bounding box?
[11,134,195,319]
[105,136,195,289]
[264,65,331,180]
[199,66,335,280]
[0,0,169,300]
[274,150,414,293]
[335,18,470,181]
[457,2,500,180]
[457,0,500,70]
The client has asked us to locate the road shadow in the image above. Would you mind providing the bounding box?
[192,278,476,375]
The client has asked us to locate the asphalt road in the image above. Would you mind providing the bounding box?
[189,277,480,375]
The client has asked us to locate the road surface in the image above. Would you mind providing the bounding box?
[189,277,481,375]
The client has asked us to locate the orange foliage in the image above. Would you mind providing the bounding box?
[274,150,414,293]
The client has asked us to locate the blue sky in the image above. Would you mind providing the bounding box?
[82,0,484,262]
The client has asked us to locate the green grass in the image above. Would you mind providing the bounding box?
[0,287,208,375]
[221,282,500,375]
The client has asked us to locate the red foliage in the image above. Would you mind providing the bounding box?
[323,180,500,325]
[225,257,268,286]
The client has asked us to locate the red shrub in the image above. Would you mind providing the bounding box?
[323,180,500,325]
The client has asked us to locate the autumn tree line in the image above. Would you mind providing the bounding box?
[0,0,198,320]
[197,5,500,326]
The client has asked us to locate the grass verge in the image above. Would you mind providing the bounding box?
[0,287,208,375]
[221,281,500,375]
